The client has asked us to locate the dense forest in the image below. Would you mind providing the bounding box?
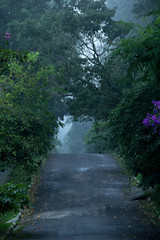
[0,0,160,217]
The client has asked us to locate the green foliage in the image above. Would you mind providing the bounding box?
[102,10,160,192]
[0,54,56,111]
[0,47,28,75]
[9,164,35,185]
[0,50,58,171]
[0,0,50,49]
[114,16,160,85]
[0,107,55,172]
[0,183,29,214]
[0,210,19,236]
[107,82,160,188]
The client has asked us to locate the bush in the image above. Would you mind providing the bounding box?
[108,82,160,188]
[0,106,57,172]
[0,51,58,171]
[0,183,29,214]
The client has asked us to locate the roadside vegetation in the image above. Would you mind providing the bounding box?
[0,37,60,235]
[0,0,160,233]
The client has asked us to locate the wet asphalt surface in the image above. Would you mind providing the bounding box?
[12,154,160,240]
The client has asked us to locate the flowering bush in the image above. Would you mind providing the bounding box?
[143,101,160,136]
[107,82,160,188]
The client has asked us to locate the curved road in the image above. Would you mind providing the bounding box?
[13,154,160,240]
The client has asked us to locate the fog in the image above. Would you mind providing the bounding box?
[106,0,151,25]
[56,116,73,153]
[55,116,92,154]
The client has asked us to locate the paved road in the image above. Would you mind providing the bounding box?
[13,154,160,240]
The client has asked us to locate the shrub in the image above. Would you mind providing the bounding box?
[0,51,58,171]
[0,183,29,214]
[108,82,160,188]
[0,106,56,171]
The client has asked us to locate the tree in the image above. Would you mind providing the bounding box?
[57,0,132,120]
[113,16,160,86]
[0,0,76,67]
[0,0,50,49]
[0,50,58,171]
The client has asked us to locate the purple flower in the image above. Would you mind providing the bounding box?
[4,32,11,40]
[143,118,150,126]
[152,100,160,109]
[5,36,10,40]
[143,101,160,135]
[152,100,157,106]
[151,115,156,121]
[155,119,160,125]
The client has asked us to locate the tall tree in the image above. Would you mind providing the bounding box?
[57,0,132,120]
